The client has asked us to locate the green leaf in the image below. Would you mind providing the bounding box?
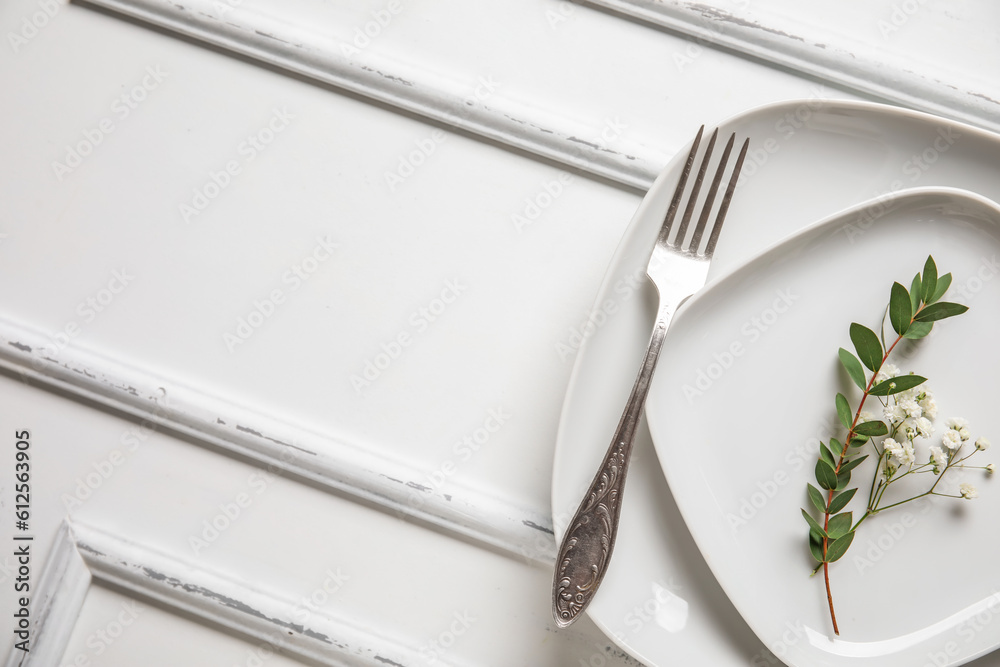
[888,282,912,335]
[914,301,969,322]
[921,256,938,303]
[801,508,828,538]
[838,348,867,391]
[854,420,889,436]
[828,488,857,514]
[836,469,852,490]
[835,394,851,430]
[909,273,922,312]
[825,531,856,562]
[829,438,844,458]
[820,443,836,469]
[809,531,825,562]
[850,434,869,447]
[903,321,933,340]
[839,454,869,475]
[816,459,838,490]
[850,323,883,372]
[828,512,853,539]
[869,374,927,396]
[929,273,952,303]
[807,484,828,514]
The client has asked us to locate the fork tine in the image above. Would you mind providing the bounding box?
[689,132,735,253]
[671,128,718,248]
[705,137,750,256]
[656,125,704,246]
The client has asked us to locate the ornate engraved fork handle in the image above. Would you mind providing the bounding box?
[552,302,673,628]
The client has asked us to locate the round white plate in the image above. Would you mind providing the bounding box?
[647,187,1000,667]
[551,99,1000,666]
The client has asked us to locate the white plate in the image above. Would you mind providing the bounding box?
[647,187,1000,667]
[551,99,1000,667]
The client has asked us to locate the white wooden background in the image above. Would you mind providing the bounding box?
[0,0,996,664]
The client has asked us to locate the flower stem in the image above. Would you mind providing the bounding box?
[821,307,921,635]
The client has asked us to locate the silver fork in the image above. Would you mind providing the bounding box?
[552,126,749,628]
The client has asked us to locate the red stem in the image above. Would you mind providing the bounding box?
[821,312,916,635]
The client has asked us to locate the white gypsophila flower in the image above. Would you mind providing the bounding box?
[987,463,996,474]
[960,482,979,499]
[875,363,900,384]
[977,437,991,451]
[920,397,939,420]
[915,417,935,439]
[929,446,947,470]
[899,398,922,419]
[899,440,916,466]
[942,430,962,451]
[946,417,969,431]
[959,427,972,442]
[860,411,875,424]
[901,419,918,441]
[884,404,907,426]
[884,437,903,458]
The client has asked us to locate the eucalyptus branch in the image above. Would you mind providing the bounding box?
[801,255,991,636]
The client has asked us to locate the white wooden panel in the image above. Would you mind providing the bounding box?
[72,0,862,190]
[0,373,643,664]
[580,0,1000,132]
[59,585,310,667]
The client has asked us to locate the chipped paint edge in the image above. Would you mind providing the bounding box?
[3,524,91,667]
[77,0,664,191]
[580,0,1000,134]
[0,320,555,565]
[5,521,452,667]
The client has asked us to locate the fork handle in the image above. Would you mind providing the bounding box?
[552,300,673,628]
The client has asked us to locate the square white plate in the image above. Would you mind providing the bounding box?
[647,187,1000,667]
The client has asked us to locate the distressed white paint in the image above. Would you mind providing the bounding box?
[0,320,556,563]
[580,0,1000,132]
[78,0,663,189]
[13,522,457,666]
